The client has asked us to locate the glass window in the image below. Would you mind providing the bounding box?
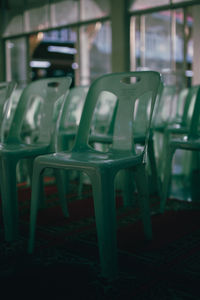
[5,37,27,87]
[24,4,49,32]
[29,28,77,85]
[130,11,171,73]
[79,21,112,85]
[3,13,24,37]
[80,0,110,21]
[129,0,169,11]
[173,9,185,87]
[186,7,193,76]
[50,0,79,27]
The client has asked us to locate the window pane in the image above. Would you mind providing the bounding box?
[50,0,79,27]
[185,6,194,86]
[79,21,112,85]
[3,14,24,37]
[130,12,171,72]
[80,0,110,21]
[24,4,49,32]
[174,9,185,87]
[6,37,27,86]
[129,0,169,11]
[29,28,77,84]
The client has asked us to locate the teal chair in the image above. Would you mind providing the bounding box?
[160,86,200,212]
[28,71,161,279]
[0,76,72,242]
[159,86,199,183]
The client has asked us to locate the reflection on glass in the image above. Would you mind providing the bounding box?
[129,0,169,11]
[79,21,111,85]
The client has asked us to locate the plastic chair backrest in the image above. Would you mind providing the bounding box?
[188,86,200,139]
[72,71,161,155]
[0,81,17,141]
[59,86,89,132]
[172,87,189,124]
[5,77,72,144]
[1,87,23,141]
[90,91,118,135]
[153,85,176,127]
[181,85,199,128]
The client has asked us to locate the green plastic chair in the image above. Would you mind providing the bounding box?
[159,86,199,183]
[160,86,200,212]
[0,76,72,242]
[28,71,161,279]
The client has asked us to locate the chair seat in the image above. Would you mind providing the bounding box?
[89,133,149,144]
[0,142,50,157]
[35,148,143,169]
[170,137,200,150]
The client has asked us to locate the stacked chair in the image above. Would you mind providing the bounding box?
[0,76,72,242]
[160,86,200,212]
[152,85,177,176]
[159,86,198,183]
[28,71,162,279]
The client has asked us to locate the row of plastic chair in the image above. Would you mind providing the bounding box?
[3,73,199,279]
[0,73,162,280]
[152,84,200,200]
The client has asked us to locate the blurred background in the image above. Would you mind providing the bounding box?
[0,0,199,89]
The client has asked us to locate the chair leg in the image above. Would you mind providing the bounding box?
[134,163,152,240]
[90,168,118,279]
[159,130,171,182]
[54,168,69,217]
[160,147,175,213]
[77,171,84,197]
[27,157,46,209]
[148,138,160,197]
[120,169,135,206]
[0,157,18,241]
[28,163,45,253]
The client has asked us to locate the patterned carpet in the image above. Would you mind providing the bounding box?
[0,179,200,299]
